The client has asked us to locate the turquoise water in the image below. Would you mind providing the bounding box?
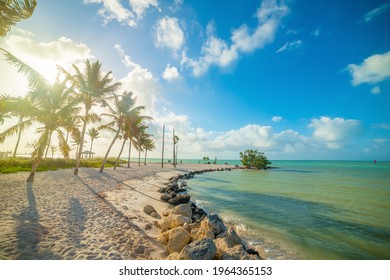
[187,161,390,260]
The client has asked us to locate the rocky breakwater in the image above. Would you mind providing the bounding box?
[153,169,263,260]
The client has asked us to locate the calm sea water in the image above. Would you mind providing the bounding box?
[186,160,390,260]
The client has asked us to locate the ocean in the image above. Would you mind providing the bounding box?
[184,160,390,260]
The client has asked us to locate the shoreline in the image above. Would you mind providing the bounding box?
[0,163,259,260]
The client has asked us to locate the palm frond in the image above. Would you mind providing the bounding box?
[0,48,48,90]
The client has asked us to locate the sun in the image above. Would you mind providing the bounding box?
[28,58,59,85]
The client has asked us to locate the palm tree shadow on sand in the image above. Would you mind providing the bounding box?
[14,182,56,259]
[66,198,86,248]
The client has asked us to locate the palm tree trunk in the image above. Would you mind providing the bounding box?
[99,129,120,173]
[138,149,141,166]
[27,133,48,183]
[114,138,126,170]
[127,140,131,168]
[44,130,53,158]
[74,111,88,175]
[13,123,22,158]
[144,150,147,165]
[89,138,94,159]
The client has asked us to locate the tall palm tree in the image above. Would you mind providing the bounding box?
[0,48,80,182]
[0,0,37,37]
[87,127,99,159]
[98,91,144,173]
[0,95,34,157]
[59,59,120,175]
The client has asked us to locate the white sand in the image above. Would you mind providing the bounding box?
[0,163,232,259]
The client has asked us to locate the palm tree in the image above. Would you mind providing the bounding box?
[142,136,155,165]
[0,95,34,157]
[0,0,37,37]
[87,127,99,159]
[0,48,80,182]
[114,114,151,170]
[59,59,120,175]
[98,91,144,172]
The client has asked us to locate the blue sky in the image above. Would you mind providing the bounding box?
[0,0,389,160]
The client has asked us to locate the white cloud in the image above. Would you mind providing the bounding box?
[347,51,390,85]
[211,125,275,150]
[364,3,390,22]
[181,0,288,76]
[309,117,361,149]
[84,0,159,26]
[153,16,185,53]
[0,30,94,96]
[115,44,158,116]
[272,116,283,122]
[162,64,180,81]
[129,0,159,19]
[371,86,381,94]
[276,40,303,53]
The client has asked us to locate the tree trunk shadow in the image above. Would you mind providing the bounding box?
[66,197,86,248]
[14,183,47,258]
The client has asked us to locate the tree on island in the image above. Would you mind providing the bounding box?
[239,149,271,169]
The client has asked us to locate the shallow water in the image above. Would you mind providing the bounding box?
[188,161,390,259]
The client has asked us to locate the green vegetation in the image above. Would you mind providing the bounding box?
[0,157,117,174]
[239,149,271,169]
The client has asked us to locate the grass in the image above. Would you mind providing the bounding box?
[0,157,120,174]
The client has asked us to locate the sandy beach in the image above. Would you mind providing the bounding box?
[0,163,233,260]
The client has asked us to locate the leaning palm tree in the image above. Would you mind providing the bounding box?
[0,0,37,37]
[86,127,99,159]
[98,91,145,173]
[0,48,80,182]
[59,59,120,175]
[113,114,151,170]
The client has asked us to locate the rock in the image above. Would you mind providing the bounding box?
[167,227,191,254]
[158,187,167,193]
[160,194,173,202]
[159,214,192,231]
[170,204,192,219]
[143,204,157,215]
[221,244,260,260]
[181,238,217,260]
[168,194,191,205]
[213,228,243,259]
[205,214,226,235]
[165,252,182,260]
[156,231,170,246]
[216,227,242,246]
[190,220,214,241]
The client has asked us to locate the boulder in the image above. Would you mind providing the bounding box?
[168,194,191,205]
[156,231,169,246]
[169,204,192,219]
[221,244,260,260]
[205,214,226,235]
[216,227,242,246]
[143,204,160,219]
[165,252,182,260]
[190,220,214,241]
[181,238,217,260]
[167,227,191,254]
[160,194,173,202]
[159,214,192,231]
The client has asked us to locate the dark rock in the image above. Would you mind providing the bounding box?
[144,204,157,216]
[158,187,167,193]
[207,214,226,235]
[181,238,217,260]
[160,194,173,202]
[168,194,191,205]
